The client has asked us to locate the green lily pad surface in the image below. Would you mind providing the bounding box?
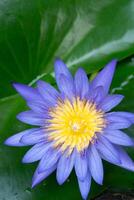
[0,0,134,199]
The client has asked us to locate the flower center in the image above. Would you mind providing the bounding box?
[71,122,80,132]
[47,98,106,155]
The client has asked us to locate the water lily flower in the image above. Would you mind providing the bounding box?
[5,59,134,199]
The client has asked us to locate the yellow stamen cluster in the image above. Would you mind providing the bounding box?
[47,98,105,155]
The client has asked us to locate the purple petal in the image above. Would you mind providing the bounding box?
[96,136,120,165]
[17,111,45,126]
[56,151,75,185]
[75,151,88,181]
[74,68,89,99]
[32,165,56,188]
[115,146,134,172]
[59,74,75,100]
[106,120,131,130]
[38,149,60,173]
[106,113,132,129]
[104,129,134,146]
[99,95,124,112]
[107,111,134,123]
[88,145,103,185]
[54,59,73,89]
[21,128,45,145]
[22,142,52,163]
[27,101,49,114]
[13,83,42,102]
[106,113,132,123]
[89,86,105,104]
[37,80,59,106]
[4,129,36,146]
[89,60,117,94]
[78,172,91,200]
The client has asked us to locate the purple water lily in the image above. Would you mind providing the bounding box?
[5,59,134,199]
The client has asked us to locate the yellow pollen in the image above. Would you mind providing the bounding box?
[47,98,106,154]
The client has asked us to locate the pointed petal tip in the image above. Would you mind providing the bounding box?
[12,82,17,87]
[111,58,118,63]
[22,154,31,164]
[76,67,85,72]
[4,135,22,147]
[54,58,68,74]
[107,59,118,67]
[54,58,73,90]
[12,82,28,91]
[78,173,91,200]
[118,94,124,99]
[4,138,17,147]
[22,157,27,164]
[4,138,11,146]
[90,59,118,94]
[31,182,36,189]
[16,113,25,122]
[16,113,21,120]
[97,179,103,185]
[103,59,117,74]
[4,129,33,147]
[57,178,64,185]
[56,167,67,185]
[12,82,21,90]
[54,58,65,65]
[81,192,89,199]
[81,195,88,200]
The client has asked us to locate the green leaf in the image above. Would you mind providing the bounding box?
[1,0,134,98]
[0,0,134,199]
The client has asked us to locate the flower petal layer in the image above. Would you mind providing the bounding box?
[22,142,52,163]
[13,83,42,102]
[74,68,89,99]
[115,146,134,172]
[37,80,59,106]
[59,74,75,100]
[75,151,88,181]
[107,111,134,123]
[88,145,103,185]
[56,151,75,185]
[17,111,46,126]
[99,94,124,112]
[38,150,60,173]
[54,59,73,89]
[104,129,134,146]
[90,60,117,94]
[32,165,56,188]
[78,172,91,200]
[90,86,105,104]
[21,128,45,145]
[96,136,120,165]
[4,129,36,146]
